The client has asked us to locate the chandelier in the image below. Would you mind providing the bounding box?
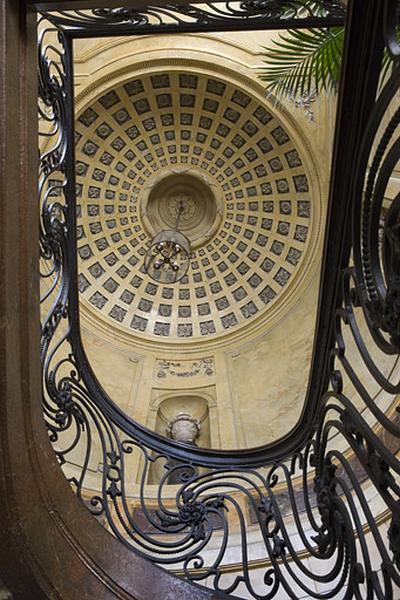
[144,201,191,284]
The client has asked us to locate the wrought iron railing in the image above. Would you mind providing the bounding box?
[39,1,400,597]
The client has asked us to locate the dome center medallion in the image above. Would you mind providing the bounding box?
[141,171,222,249]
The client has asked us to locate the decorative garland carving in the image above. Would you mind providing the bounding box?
[156,358,214,379]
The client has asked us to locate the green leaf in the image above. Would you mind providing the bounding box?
[258,26,400,102]
[258,27,344,100]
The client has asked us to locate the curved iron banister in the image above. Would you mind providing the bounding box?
[36,1,400,598]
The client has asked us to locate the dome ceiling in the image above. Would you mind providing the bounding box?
[75,70,315,342]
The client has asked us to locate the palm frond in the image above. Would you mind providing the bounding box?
[259,27,344,100]
[380,48,398,89]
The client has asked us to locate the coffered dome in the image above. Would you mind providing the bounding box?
[75,69,320,343]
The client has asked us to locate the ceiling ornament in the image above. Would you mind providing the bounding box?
[144,200,191,284]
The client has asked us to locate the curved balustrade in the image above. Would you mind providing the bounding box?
[35,1,400,598]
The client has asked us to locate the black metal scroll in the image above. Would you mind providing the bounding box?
[38,2,400,598]
[42,1,345,36]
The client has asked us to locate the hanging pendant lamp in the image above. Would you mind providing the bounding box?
[144,202,191,284]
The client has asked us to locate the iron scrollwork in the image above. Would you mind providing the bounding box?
[42,1,345,35]
[38,1,400,598]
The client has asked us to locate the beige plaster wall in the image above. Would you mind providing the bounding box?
[82,327,141,414]
[226,275,318,447]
